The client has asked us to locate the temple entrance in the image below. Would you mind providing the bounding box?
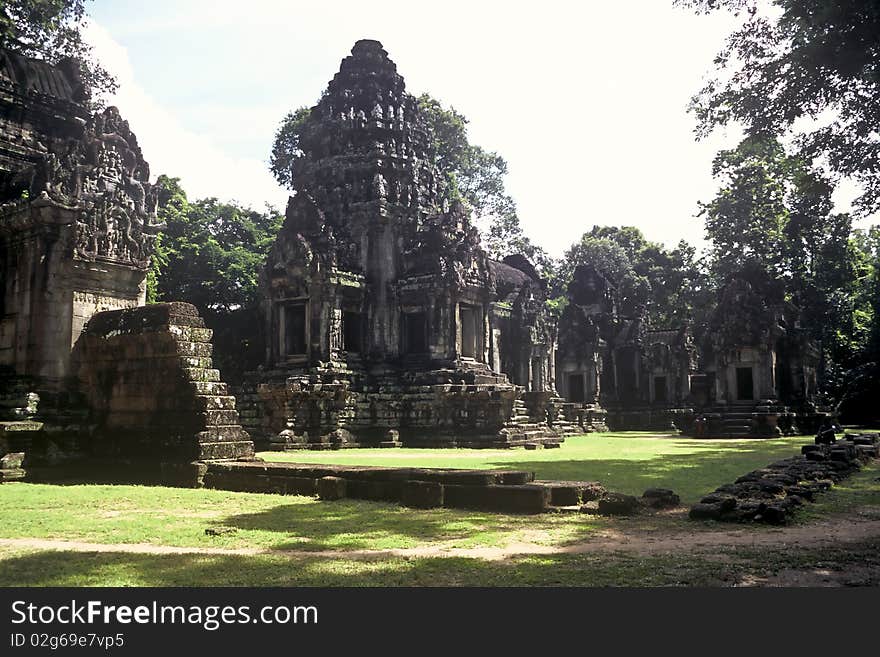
[654,375,667,403]
[736,367,754,400]
[568,373,585,403]
[283,303,307,357]
[402,312,427,354]
[460,304,477,359]
[342,311,361,353]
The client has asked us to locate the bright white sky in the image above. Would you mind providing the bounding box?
[83,1,770,256]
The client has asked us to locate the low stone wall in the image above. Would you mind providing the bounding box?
[690,433,878,524]
[202,461,614,514]
[72,302,254,463]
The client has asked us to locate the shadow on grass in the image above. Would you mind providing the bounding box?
[218,499,600,551]
[0,548,732,587]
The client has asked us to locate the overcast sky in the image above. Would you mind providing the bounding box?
[84,1,759,256]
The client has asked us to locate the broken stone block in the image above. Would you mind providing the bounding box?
[597,493,641,516]
[0,452,25,469]
[689,502,724,520]
[641,487,680,509]
[317,476,347,501]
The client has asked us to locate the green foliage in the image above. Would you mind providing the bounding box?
[556,226,708,328]
[150,175,283,313]
[268,106,311,190]
[0,0,117,103]
[680,0,880,216]
[701,135,867,373]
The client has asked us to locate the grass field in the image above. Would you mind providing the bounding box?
[1,431,877,586]
[259,432,816,504]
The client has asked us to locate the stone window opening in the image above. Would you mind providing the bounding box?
[342,311,361,353]
[402,311,428,354]
[282,302,307,358]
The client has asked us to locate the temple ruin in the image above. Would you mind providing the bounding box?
[0,39,832,479]
[0,47,252,472]
[555,263,826,437]
[237,40,568,448]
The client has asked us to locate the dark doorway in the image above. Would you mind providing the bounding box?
[342,312,361,353]
[284,303,307,356]
[460,304,477,359]
[403,312,427,354]
[654,376,668,403]
[736,367,754,400]
[568,374,585,403]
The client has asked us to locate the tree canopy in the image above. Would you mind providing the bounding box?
[556,226,707,329]
[148,175,283,313]
[0,0,116,102]
[678,0,880,215]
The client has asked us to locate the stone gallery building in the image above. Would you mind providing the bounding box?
[554,263,825,437]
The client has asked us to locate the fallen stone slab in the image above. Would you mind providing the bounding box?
[641,488,680,509]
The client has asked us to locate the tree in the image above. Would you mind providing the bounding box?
[150,175,283,313]
[700,135,868,390]
[0,0,116,102]
[556,226,707,327]
[679,0,880,215]
[268,94,550,273]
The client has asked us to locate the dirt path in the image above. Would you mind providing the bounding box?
[2,512,878,562]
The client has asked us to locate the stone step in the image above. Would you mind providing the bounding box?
[183,368,221,382]
[194,395,237,411]
[196,440,255,460]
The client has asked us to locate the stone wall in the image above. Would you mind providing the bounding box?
[72,302,253,462]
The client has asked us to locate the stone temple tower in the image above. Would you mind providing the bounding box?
[240,40,568,448]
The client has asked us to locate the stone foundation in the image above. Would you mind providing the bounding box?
[238,366,565,449]
[202,460,615,514]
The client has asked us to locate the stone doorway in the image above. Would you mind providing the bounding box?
[568,373,585,403]
[654,375,668,403]
[402,312,428,354]
[736,366,754,401]
[283,303,307,356]
[460,304,477,359]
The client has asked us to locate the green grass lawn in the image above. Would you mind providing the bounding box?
[1,431,876,586]
[259,432,815,504]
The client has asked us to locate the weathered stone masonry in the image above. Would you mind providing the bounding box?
[237,40,569,449]
[72,302,253,463]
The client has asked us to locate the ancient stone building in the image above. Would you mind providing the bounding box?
[0,49,161,395]
[691,269,823,437]
[0,49,251,474]
[555,265,695,431]
[239,40,566,448]
[555,261,823,437]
